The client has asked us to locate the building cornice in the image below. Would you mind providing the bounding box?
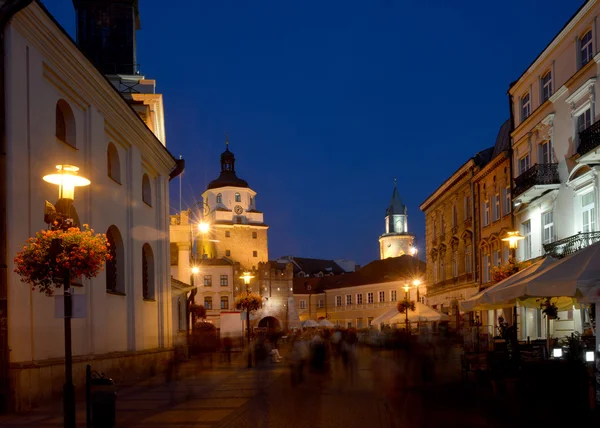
[420,159,475,212]
[565,77,596,104]
[549,85,568,103]
[472,151,510,183]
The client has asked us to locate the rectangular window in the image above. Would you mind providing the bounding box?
[225,250,231,257]
[502,186,511,215]
[221,296,229,310]
[503,244,510,263]
[578,108,592,134]
[367,292,374,304]
[465,245,472,274]
[542,71,552,102]
[519,154,530,175]
[379,291,385,302]
[482,254,490,283]
[492,249,498,267]
[356,294,363,305]
[335,296,342,307]
[204,275,212,287]
[299,300,306,309]
[220,275,228,286]
[521,220,532,260]
[253,251,258,257]
[452,250,458,278]
[483,200,490,226]
[252,231,257,239]
[464,195,471,220]
[542,211,554,245]
[539,141,551,164]
[495,249,501,266]
[582,191,596,233]
[225,231,230,238]
[493,194,500,221]
[391,290,397,302]
[318,299,324,308]
[521,93,531,121]
[452,205,457,227]
[440,258,446,281]
[581,31,593,68]
[346,295,352,305]
[204,296,212,310]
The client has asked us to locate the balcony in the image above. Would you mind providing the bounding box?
[543,231,600,259]
[577,121,600,163]
[513,163,560,204]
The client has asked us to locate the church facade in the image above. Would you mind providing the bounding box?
[379,184,415,259]
[1,0,181,411]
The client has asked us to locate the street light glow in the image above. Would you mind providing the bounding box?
[413,279,421,286]
[43,165,90,200]
[191,266,200,275]
[198,222,210,234]
[409,246,418,256]
[501,231,525,249]
[240,271,255,285]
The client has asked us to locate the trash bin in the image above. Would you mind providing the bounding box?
[90,376,116,428]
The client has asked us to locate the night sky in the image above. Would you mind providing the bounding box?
[44,0,582,266]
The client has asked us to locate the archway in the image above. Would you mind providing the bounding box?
[258,316,281,331]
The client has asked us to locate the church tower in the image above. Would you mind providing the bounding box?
[199,141,269,270]
[72,0,167,145]
[379,182,415,259]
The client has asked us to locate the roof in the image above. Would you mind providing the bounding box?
[292,255,425,293]
[197,258,233,266]
[207,146,250,190]
[386,185,406,216]
[171,277,190,289]
[279,256,346,276]
[491,119,512,159]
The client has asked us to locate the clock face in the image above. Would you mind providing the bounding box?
[234,205,243,215]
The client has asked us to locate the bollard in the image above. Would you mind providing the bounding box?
[86,365,116,428]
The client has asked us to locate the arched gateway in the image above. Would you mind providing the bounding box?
[258,316,281,331]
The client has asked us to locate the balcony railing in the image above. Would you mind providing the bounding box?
[578,120,600,156]
[543,231,600,259]
[513,163,560,198]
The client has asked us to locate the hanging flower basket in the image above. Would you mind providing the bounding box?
[491,258,531,283]
[235,292,262,312]
[540,298,559,320]
[14,225,111,296]
[397,299,416,314]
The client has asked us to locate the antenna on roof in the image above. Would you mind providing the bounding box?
[225,132,229,150]
[394,177,397,188]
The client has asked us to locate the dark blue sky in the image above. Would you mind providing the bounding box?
[44,0,582,266]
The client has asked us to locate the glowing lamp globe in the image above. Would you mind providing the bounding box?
[43,165,90,200]
[502,231,525,249]
[198,222,210,234]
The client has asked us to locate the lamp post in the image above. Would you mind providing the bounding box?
[240,271,254,368]
[42,165,90,428]
[501,231,525,259]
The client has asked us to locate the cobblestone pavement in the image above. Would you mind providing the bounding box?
[0,342,516,428]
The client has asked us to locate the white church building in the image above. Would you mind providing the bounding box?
[1,0,182,411]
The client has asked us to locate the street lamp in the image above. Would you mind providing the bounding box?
[240,271,255,368]
[502,231,525,257]
[198,222,210,234]
[42,164,89,428]
[403,283,411,331]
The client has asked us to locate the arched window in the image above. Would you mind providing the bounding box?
[56,99,76,147]
[107,143,121,184]
[106,225,125,294]
[235,192,241,202]
[142,243,155,299]
[216,193,222,204]
[142,173,152,206]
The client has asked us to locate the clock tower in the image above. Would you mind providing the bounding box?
[379,182,415,259]
[199,142,269,270]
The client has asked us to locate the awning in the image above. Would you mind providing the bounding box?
[371,303,448,325]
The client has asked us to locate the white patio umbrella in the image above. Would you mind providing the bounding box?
[460,257,557,312]
[388,302,449,323]
[370,306,399,326]
[318,319,335,328]
[302,319,319,328]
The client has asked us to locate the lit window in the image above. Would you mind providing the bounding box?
[220,275,228,286]
[235,192,241,202]
[519,154,530,175]
[318,299,324,308]
[580,31,593,68]
[521,220,532,260]
[502,186,511,216]
[542,211,554,245]
[483,200,490,226]
[221,296,229,310]
[493,194,500,221]
[582,191,595,233]
[367,292,374,304]
[521,93,531,121]
[204,275,212,287]
[204,296,212,310]
[542,71,552,102]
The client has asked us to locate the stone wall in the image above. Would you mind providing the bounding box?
[201,225,268,271]
[10,348,174,412]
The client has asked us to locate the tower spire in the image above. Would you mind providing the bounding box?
[225,132,229,150]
